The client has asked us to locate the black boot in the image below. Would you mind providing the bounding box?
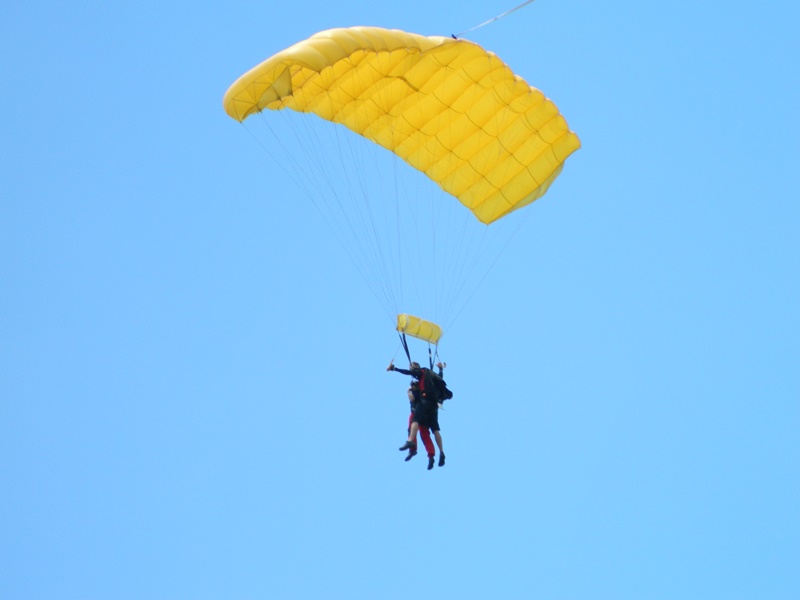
[399,441,416,451]
[427,456,435,470]
[438,452,446,467]
[404,448,418,462]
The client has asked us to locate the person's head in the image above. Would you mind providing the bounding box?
[410,361,420,370]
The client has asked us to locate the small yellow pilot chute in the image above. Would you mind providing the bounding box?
[396,314,442,345]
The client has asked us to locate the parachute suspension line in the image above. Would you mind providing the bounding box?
[340,63,411,329]
[438,92,513,328]
[428,344,434,370]
[254,112,395,325]
[393,131,418,321]
[244,118,369,275]
[243,119,319,202]
[331,120,399,319]
[452,0,538,38]
[317,120,387,311]
[446,206,533,335]
[388,92,430,327]
[432,77,496,329]
[313,105,403,325]
[385,94,407,326]
[390,338,403,364]
[437,160,486,325]
[399,332,412,364]
[393,151,404,323]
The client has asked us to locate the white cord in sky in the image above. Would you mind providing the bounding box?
[453,0,538,38]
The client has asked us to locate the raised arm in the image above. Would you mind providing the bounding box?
[387,360,414,376]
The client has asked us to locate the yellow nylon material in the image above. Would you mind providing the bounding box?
[223,26,580,224]
[396,314,442,345]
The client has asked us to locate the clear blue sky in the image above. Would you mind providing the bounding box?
[2,1,798,598]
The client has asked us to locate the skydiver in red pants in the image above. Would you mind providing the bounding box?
[388,360,447,470]
[405,380,436,467]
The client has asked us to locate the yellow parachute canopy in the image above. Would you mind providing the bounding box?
[223,26,580,225]
[396,314,442,345]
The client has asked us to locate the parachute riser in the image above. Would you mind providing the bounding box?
[399,332,439,371]
[400,332,412,364]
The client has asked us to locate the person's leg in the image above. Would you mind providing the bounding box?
[408,421,419,442]
[420,427,435,457]
[434,430,445,467]
[399,421,419,456]
[434,430,443,454]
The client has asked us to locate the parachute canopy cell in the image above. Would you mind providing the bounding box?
[223,26,580,225]
[396,314,442,345]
